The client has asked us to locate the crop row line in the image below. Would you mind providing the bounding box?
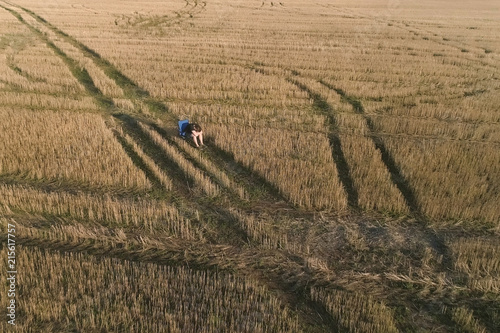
[337,5,499,75]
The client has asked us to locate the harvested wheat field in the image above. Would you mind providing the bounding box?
[0,0,499,331]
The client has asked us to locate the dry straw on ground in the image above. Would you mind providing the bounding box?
[10,0,499,224]
[449,237,500,292]
[0,246,301,333]
[211,124,348,210]
[1,0,499,331]
[0,184,201,239]
[0,108,151,189]
[311,287,399,333]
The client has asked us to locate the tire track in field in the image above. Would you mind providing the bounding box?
[0,5,362,328]
[285,76,360,210]
[3,3,459,331]
[1,3,252,245]
[248,64,456,280]
[1,1,217,243]
[3,0,308,250]
[308,6,490,274]
[114,0,206,27]
[1,0,255,303]
[2,3,306,260]
[318,80,458,276]
[0,4,111,111]
[7,1,293,213]
[248,64,358,211]
[1,4,345,331]
[338,6,500,75]
[319,80,422,218]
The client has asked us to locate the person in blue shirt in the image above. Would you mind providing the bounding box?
[184,123,204,148]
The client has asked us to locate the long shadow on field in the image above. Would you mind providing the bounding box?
[111,129,168,194]
[114,113,250,247]
[13,2,294,213]
[7,2,281,249]
[150,123,293,209]
[3,4,350,330]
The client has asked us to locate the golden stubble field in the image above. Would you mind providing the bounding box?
[0,0,499,332]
